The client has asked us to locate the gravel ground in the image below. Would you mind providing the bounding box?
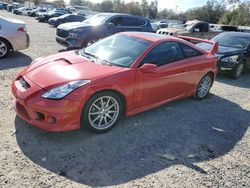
[0,11,250,188]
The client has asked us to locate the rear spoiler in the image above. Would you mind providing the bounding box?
[176,36,218,54]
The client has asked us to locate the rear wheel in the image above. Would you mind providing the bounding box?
[195,74,212,99]
[0,39,10,59]
[230,62,244,79]
[82,91,123,133]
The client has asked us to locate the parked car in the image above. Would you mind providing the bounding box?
[0,16,29,58]
[0,2,8,10]
[197,32,250,78]
[56,13,153,48]
[13,7,24,14]
[37,10,68,22]
[157,20,219,40]
[12,32,218,133]
[29,8,47,17]
[48,14,86,27]
[7,3,20,12]
[13,7,32,15]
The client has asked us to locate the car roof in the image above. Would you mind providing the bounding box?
[220,32,250,38]
[121,32,176,42]
[96,13,147,19]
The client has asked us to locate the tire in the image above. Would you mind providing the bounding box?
[195,73,213,99]
[230,62,244,79]
[82,91,124,133]
[0,39,10,59]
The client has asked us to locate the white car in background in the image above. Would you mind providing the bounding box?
[0,16,29,58]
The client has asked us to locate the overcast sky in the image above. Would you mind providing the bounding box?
[65,0,207,12]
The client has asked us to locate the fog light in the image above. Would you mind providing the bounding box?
[47,116,56,124]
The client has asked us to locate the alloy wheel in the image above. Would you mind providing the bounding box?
[235,63,244,78]
[88,96,120,130]
[197,75,212,98]
[0,41,7,58]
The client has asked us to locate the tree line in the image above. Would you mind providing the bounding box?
[10,0,250,26]
[69,0,250,26]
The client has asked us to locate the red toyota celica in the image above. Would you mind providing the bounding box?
[12,32,218,133]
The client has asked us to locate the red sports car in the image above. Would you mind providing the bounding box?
[12,32,218,133]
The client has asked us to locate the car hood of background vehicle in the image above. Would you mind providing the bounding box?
[196,42,246,56]
[25,51,123,89]
[58,22,92,30]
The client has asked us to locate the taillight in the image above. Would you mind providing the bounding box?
[18,27,27,32]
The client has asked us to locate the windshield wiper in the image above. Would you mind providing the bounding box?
[80,49,112,66]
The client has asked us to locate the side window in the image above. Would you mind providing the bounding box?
[110,17,124,26]
[137,18,146,26]
[123,17,139,26]
[194,23,209,32]
[142,42,184,66]
[180,44,203,58]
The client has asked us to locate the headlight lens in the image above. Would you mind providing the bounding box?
[41,80,91,99]
[220,55,239,63]
[68,32,78,38]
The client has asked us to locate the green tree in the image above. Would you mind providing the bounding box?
[219,2,250,26]
[148,0,158,19]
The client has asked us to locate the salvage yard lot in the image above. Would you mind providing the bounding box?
[0,11,250,187]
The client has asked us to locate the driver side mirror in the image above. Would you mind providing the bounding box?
[108,22,115,29]
[141,63,157,73]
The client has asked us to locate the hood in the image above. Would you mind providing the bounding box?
[58,22,92,30]
[196,42,246,56]
[158,27,184,33]
[25,51,123,89]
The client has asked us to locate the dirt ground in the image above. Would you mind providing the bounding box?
[0,11,250,188]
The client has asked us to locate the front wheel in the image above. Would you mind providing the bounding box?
[230,62,244,79]
[195,74,212,99]
[82,91,123,133]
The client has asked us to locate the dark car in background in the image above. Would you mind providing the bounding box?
[197,32,250,78]
[48,14,86,27]
[37,10,68,22]
[56,13,153,48]
[0,2,8,9]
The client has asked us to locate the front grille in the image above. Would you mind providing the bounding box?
[19,77,30,89]
[57,29,69,38]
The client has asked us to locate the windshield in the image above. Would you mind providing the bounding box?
[212,33,250,49]
[58,14,70,18]
[82,14,111,26]
[81,34,152,67]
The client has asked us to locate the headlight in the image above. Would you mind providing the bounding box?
[41,80,91,99]
[68,32,78,38]
[72,28,84,32]
[220,55,239,63]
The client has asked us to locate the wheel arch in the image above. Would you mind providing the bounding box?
[0,36,14,51]
[84,88,127,116]
[207,71,215,84]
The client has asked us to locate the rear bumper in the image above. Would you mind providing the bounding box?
[11,76,82,132]
[9,33,30,51]
[56,36,82,48]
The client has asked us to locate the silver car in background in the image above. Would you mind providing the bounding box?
[0,16,29,58]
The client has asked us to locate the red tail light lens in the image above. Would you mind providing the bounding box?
[18,27,27,32]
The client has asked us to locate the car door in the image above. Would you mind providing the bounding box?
[134,41,195,107]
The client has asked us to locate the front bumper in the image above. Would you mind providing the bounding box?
[56,36,83,48]
[11,76,83,132]
[217,61,236,71]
